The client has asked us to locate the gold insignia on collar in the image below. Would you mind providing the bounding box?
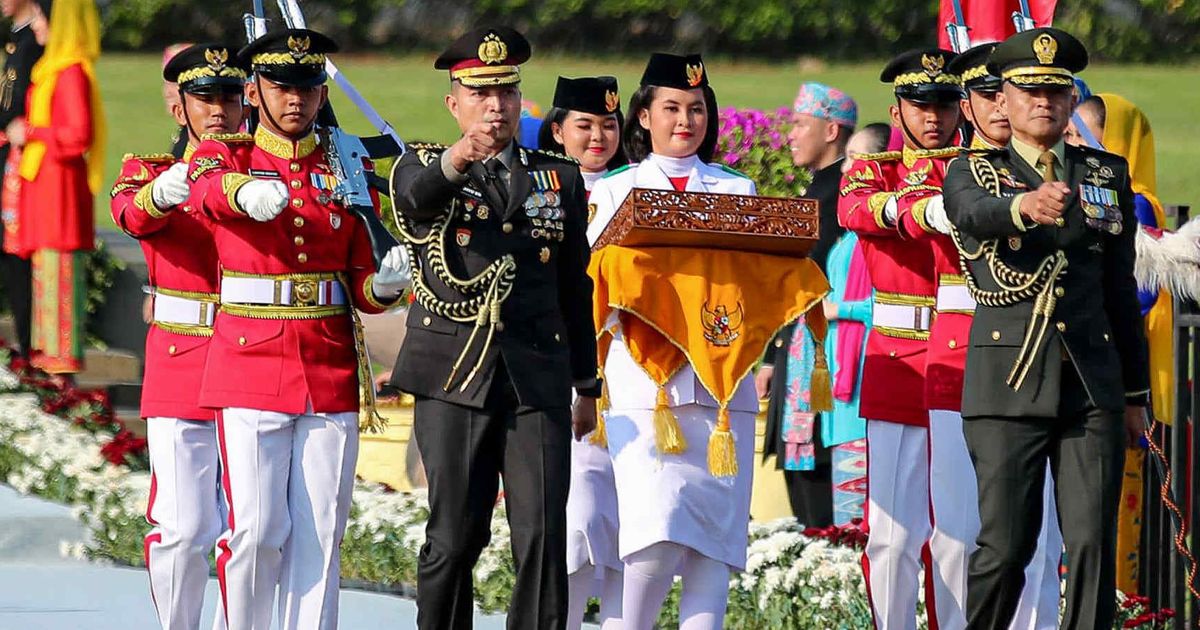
[288,35,311,61]
[539,247,551,263]
[685,62,704,87]
[922,53,945,77]
[1034,33,1057,65]
[605,90,620,113]
[478,33,508,65]
[205,47,228,73]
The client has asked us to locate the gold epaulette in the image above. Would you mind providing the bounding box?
[909,146,965,159]
[199,132,254,144]
[854,150,902,162]
[121,152,176,163]
[533,148,579,164]
[407,142,448,151]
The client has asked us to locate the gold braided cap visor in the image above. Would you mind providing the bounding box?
[251,52,326,66]
[177,66,248,84]
[1002,65,1074,87]
[452,65,521,87]
[893,71,962,87]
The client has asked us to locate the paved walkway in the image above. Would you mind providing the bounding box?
[0,485,509,629]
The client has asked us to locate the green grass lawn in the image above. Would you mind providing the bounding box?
[95,53,1200,229]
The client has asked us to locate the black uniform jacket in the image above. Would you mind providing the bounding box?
[944,142,1149,418]
[389,142,597,410]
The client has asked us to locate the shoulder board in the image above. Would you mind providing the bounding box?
[1070,143,1123,162]
[967,147,1004,157]
[121,152,175,164]
[533,148,578,164]
[407,142,448,151]
[716,163,750,179]
[912,147,964,159]
[603,163,635,178]
[199,132,253,144]
[854,151,902,162]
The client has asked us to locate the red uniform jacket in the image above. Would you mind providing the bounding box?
[837,148,934,426]
[19,64,93,255]
[188,127,392,414]
[895,148,971,412]
[111,150,218,421]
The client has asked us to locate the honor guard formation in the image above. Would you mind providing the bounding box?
[0,0,1167,626]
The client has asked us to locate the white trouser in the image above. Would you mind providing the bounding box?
[214,407,359,630]
[145,418,224,630]
[568,563,623,630]
[622,541,731,630]
[927,409,1063,630]
[864,420,931,630]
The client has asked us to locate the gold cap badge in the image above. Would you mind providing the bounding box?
[921,53,945,77]
[478,33,508,65]
[685,62,704,87]
[287,35,311,60]
[205,47,228,73]
[604,90,620,113]
[1034,33,1058,65]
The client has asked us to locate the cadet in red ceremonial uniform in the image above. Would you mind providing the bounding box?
[187,29,409,630]
[110,42,247,630]
[837,48,958,629]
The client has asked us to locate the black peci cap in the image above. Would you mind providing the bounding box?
[947,43,1001,94]
[239,28,338,88]
[880,48,963,104]
[987,27,1088,89]
[435,26,531,87]
[640,53,708,90]
[552,76,621,116]
[163,43,249,95]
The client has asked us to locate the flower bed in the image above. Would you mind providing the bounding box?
[0,359,1177,628]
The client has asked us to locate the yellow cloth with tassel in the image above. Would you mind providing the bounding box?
[589,245,829,477]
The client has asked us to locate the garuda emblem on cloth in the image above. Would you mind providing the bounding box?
[702,302,743,346]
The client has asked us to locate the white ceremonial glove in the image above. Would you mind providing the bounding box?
[883,194,899,226]
[235,179,288,222]
[150,162,190,210]
[924,195,953,235]
[372,245,412,299]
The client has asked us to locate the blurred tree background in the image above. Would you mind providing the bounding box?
[97,0,1200,61]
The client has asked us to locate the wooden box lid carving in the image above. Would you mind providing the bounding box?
[591,188,819,257]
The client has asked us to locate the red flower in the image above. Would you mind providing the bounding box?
[99,430,148,467]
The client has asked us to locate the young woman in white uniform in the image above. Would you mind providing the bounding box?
[587,53,757,630]
[539,75,627,630]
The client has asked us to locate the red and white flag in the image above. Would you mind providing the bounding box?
[937,0,1058,49]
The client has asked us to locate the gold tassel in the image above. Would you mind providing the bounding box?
[590,375,610,448]
[342,273,388,434]
[707,404,738,477]
[810,343,833,413]
[653,385,687,455]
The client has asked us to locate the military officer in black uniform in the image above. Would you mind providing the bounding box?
[943,27,1149,630]
[388,26,599,630]
[0,0,43,358]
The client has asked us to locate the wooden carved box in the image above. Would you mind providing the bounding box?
[591,188,819,258]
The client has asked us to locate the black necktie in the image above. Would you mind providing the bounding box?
[483,158,508,209]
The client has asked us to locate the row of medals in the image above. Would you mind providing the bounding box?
[526,190,565,242]
[458,194,565,242]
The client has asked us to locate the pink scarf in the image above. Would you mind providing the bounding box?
[834,242,869,401]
